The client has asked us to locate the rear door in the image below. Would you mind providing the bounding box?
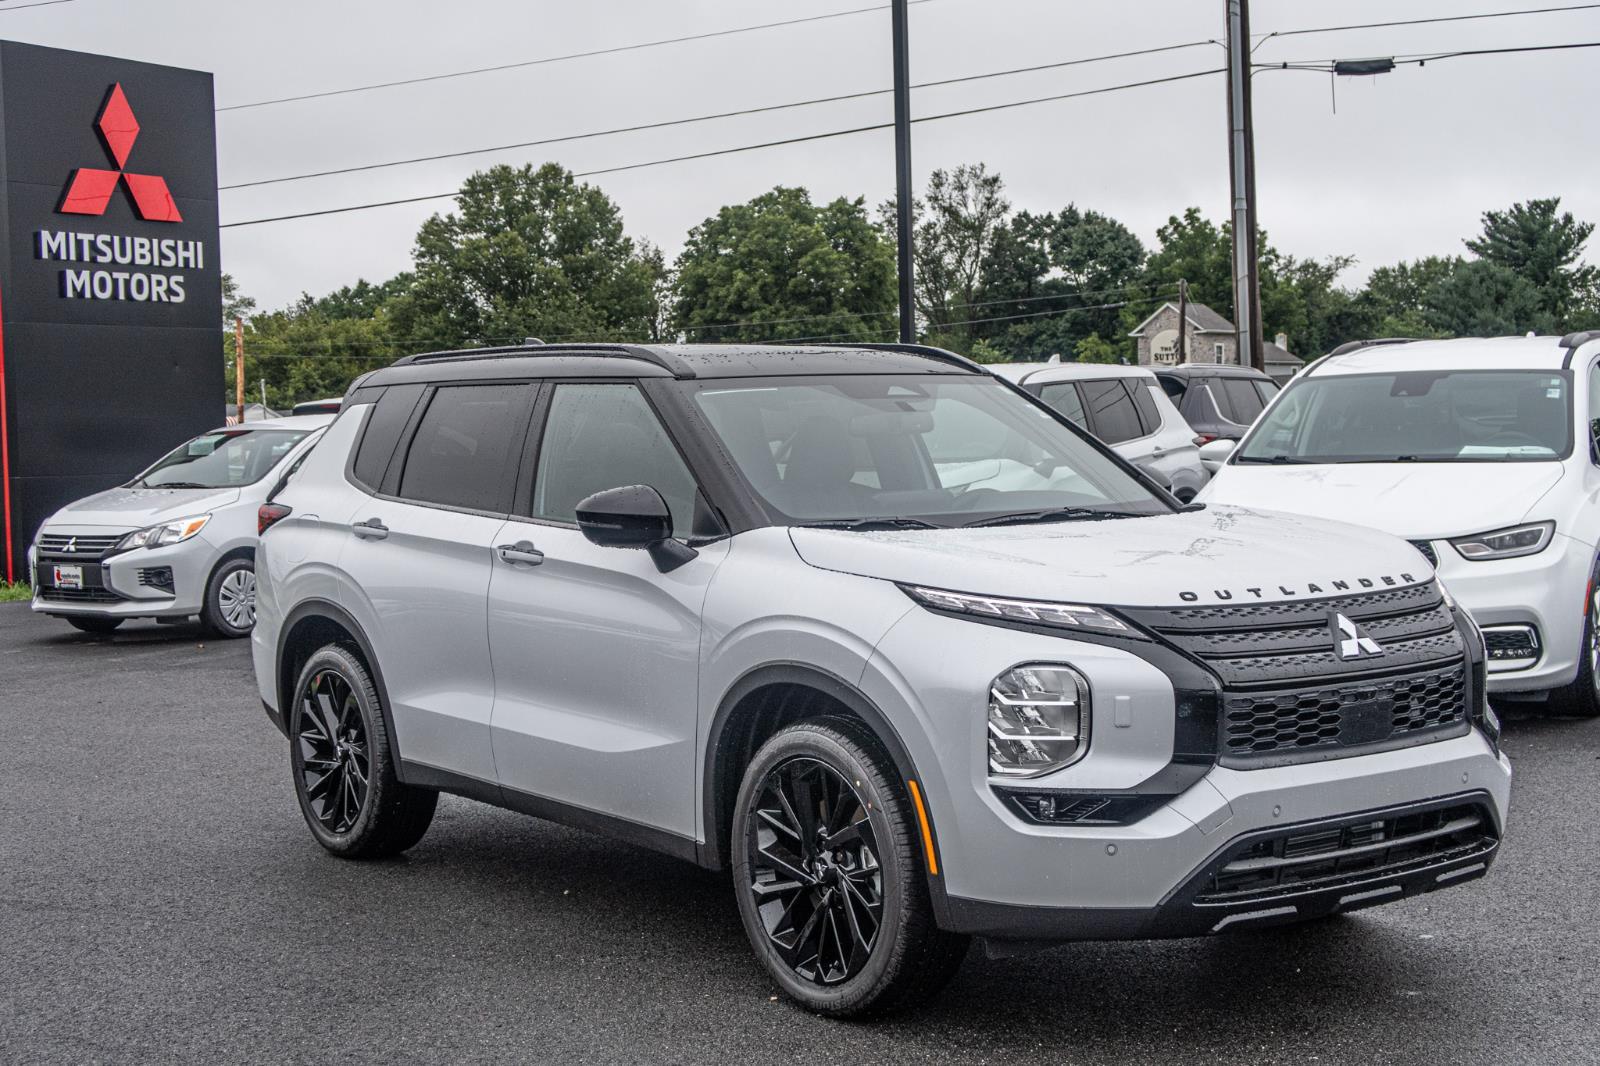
[487,381,726,842]
[337,382,534,783]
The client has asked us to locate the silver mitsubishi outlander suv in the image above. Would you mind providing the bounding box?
[252,343,1510,1017]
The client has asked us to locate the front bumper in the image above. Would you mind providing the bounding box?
[1423,531,1592,695]
[30,531,214,619]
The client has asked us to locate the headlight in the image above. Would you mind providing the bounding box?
[119,514,211,550]
[988,664,1090,777]
[903,585,1131,634]
[1449,521,1554,561]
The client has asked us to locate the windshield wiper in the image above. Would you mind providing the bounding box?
[963,506,1144,528]
[796,517,940,531]
[1233,455,1316,465]
[140,481,213,489]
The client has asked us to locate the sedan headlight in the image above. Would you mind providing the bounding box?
[1449,521,1554,561]
[988,664,1090,777]
[119,514,211,550]
[903,585,1131,633]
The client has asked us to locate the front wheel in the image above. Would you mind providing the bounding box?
[289,644,437,857]
[200,556,257,638]
[1551,567,1600,717]
[731,719,969,1017]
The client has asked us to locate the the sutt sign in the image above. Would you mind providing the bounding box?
[0,42,222,579]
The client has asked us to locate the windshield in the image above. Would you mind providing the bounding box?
[688,375,1170,526]
[134,428,311,488]
[1236,369,1571,464]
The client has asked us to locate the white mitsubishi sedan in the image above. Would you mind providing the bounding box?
[1201,334,1600,715]
[29,414,331,637]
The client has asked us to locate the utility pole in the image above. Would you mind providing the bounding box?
[1225,0,1265,371]
[891,0,915,344]
[233,317,245,422]
[1176,278,1189,364]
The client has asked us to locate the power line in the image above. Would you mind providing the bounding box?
[220,67,1222,228]
[1254,2,1600,44]
[0,0,77,10]
[220,40,1216,191]
[217,1,941,113]
[1264,38,1600,72]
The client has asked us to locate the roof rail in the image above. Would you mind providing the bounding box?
[392,342,696,379]
[1559,330,1600,349]
[1325,337,1419,358]
[847,342,984,373]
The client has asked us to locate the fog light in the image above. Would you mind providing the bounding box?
[1481,624,1539,663]
[988,664,1089,777]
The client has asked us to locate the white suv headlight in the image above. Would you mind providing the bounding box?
[119,514,211,550]
[988,664,1090,777]
[903,585,1130,633]
[1448,521,1554,561]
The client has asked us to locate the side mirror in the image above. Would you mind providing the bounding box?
[1198,438,1236,473]
[575,484,698,572]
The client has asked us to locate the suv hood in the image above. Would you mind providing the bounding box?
[43,485,242,531]
[1200,461,1565,539]
[788,505,1429,609]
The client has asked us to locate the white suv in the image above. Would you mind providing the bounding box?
[29,414,330,636]
[1202,334,1600,716]
[252,342,1509,1016]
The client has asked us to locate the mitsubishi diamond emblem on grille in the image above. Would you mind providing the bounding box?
[1331,612,1384,660]
[65,537,78,554]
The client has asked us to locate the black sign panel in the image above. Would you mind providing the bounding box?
[0,41,221,577]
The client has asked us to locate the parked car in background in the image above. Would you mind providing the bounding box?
[991,361,1209,500]
[253,341,1506,1017]
[1201,334,1600,716]
[1155,364,1280,444]
[28,413,332,637]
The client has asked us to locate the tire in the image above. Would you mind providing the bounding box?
[731,718,970,1018]
[288,644,437,858]
[1551,562,1600,718]
[66,616,123,635]
[200,556,257,639]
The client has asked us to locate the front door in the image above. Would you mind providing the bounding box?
[488,382,724,841]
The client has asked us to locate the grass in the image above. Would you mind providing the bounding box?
[0,581,31,603]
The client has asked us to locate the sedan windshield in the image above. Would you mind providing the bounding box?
[1236,369,1571,464]
[688,375,1170,526]
[135,428,311,489]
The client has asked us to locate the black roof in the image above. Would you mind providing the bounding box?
[1152,363,1274,381]
[359,342,981,389]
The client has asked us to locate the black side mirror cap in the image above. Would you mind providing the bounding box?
[575,484,698,573]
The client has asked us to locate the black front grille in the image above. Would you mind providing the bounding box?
[1194,799,1497,906]
[38,586,122,603]
[1223,664,1467,757]
[37,532,123,559]
[1409,539,1439,567]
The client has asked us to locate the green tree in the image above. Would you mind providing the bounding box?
[882,163,1010,346]
[671,186,895,342]
[1466,198,1596,323]
[388,163,662,349]
[1137,208,1235,318]
[1423,259,1552,337]
[1358,256,1461,338]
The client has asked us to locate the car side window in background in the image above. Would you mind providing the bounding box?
[396,384,530,512]
[532,384,699,538]
[1221,378,1266,423]
[1254,380,1280,405]
[1080,379,1144,444]
[1130,382,1162,434]
[1037,383,1087,429]
[351,383,425,490]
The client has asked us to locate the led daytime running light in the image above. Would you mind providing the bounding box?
[904,585,1129,632]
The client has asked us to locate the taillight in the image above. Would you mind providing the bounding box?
[258,503,293,534]
[1193,434,1214,446]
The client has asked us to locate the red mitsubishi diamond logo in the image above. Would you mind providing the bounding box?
[59,83,182,223]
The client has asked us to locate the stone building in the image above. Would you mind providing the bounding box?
[1128,300,1304,383]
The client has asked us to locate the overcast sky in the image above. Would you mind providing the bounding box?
[9,0,1597,323]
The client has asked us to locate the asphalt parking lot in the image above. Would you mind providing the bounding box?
[2,603,1598,1065]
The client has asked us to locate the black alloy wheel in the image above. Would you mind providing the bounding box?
[297,668,370,834]
[747,757,885,985]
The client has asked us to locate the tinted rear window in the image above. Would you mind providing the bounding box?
[1081,379,1143,444]
[396,384,531,511]
[351,384,424,490]
[1130,382,1161,433]
[1038,382,1087,428]
[1220,377,1267,423]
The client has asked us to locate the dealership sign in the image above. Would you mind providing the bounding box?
[0,42,222,579]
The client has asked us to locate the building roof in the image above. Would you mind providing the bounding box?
[1127,301,1235,337]
[1264,341,1303,367]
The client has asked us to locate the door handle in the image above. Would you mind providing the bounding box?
[497,540,545,566]
[351,517,389,540]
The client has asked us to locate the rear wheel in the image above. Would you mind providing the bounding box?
[289,644,436,857]
[200,556,256,638]
[66,616,123,635]
[731,719,969,1017]
[1552,565,1600,718]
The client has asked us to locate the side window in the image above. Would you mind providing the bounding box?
[1255,380,1280,405]
[1080,379,1144,444]
[532,384,699,538]
[1221,377,1266,423]
[396,384,531,512]
[1038,382,1087,429]
[1202,381,1235,423]
[351,383,424,490]
[1130,382,1162,434]
[1588,363,1600,461]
